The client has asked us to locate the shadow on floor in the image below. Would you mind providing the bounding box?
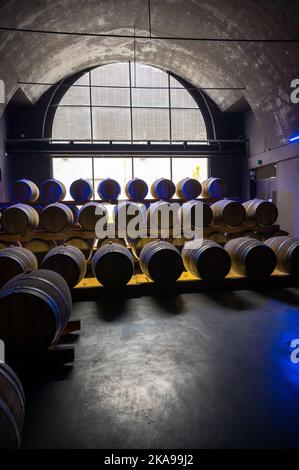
[257,288,299,307]
[151,292,185,316]
[202,290,255,312]
[94,297,129,322]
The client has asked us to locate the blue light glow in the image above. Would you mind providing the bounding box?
[289,134,299,143]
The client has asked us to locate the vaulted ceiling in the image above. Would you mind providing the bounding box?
[0,0,298,148]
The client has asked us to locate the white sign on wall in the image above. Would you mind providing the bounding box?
[0,80,4,104]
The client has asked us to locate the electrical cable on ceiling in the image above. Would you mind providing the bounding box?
[17,81,247,91]
[0,25,298,43]
[148,0,152,39]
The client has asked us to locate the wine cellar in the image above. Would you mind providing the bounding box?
[0,0,299,451]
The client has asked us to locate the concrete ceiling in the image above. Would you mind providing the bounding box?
[0,0,298,148]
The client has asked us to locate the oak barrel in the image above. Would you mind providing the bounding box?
[182,239,231,280]
[0,363,25,449]
[126,237,154,259]
[201,177,226,199]
[179,200,213,229]
[0,269,72,351]
[11,179,39,204]
[113,201,146,229]
[176,178,202,200]
[70,179,93,203]
[22,239,57,266]
[224,237,277,278]
[139,241,183,283]
[97,178,121,200]
[42,245,87,288]
[150,178,176,200]
[1,204,39,234]
[92,243,134,287]
[242,199,278,226]
[40,179,66,203]
[78,202,107,231]
[0,246,38,287]
[40,203,74,232]
[264,236,299,276]
[147,201,179,230]
[65,237,94,262]
[125,178,148,201]
[211,199,246,227]
[97,238,127,249]
[207,232,228,245]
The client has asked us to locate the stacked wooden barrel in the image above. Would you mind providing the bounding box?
[92,242,134,287]
[1,204,39,234]
[0,269,72,351]
[182,239,231,280]
[11,179,39,204]
[126,178,148,201]
[0,247,38,287]
[225,237,277,278]
[139,241,183,283]
[0,363,25,449]
[41,245,87,288]
[264,236,299,276]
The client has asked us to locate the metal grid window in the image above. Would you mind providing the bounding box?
[51,62,207,142]
[51,63,208,194]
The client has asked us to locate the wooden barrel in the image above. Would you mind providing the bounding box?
[264,236,299,276]
[22,239,57,266]
[207,232,228,245]
[139,241,183,283]
[261,230,289,241]
[238,231,264,241]
[176,178,202,200]
[40,179,66,203]
[224,237,277,278]
[150,178,176,200]
[40,203,74,232]
[0,363,25,449]
[147,201,178,230]
[0,247,38,287]
[78,202,107,231]
[201,177,226,199]
[179,200,213,229]
[92,243,134,287]
[97,238,127,249]
[211,200,246,227]
[0,269,72,351]
[125,178,148,201]
[113,201,146,229]
[11,179,39,204]
[243,199,278,226]
[33,205,45,229]
[182,239,231,280]
[97,178,121,200]
[65,237,94,262]
[165,237,193,253]
[42,245,87,288]
[1,204,39,234]
[126,237,155,259]
[0,241,22,251]
[68,205,80,225]
[70,179,93,203]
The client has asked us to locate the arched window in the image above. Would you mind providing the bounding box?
[49,62,210,198]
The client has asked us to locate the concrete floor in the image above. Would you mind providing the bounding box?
[21,287,299,449]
